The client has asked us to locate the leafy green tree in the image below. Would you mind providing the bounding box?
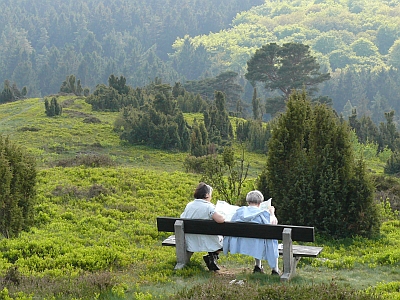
[388,39,400,68]
[313,34,340,55]
[245,42,330,113]
[0,136,36,238]
[376,24,399,55]
[201,146,249,205]
[351,38,379,57]
[260,91,380,238]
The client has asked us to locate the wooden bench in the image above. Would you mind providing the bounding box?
[157,217,323,281]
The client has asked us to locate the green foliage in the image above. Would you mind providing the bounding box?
[119,103,190,152]
[59,75,84,96]
[44,97,62,117]
[384,151,400,175]
[235,119,271,153]
[184,71,243,113]
[245,42,330,114]
[262,91,380,238]
[174,279,380,300]
[351,38,380,57]
[86,75,140,112]
[0,81,26,104]
[1,96,400,298]
[0,136,36,238]
[203,91,234,145]
[189,120,208,157]
[388,39,400,68]
[200,146,249,205]
[53,154,116,168]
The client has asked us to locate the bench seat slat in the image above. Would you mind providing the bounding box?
[157,217,315,242]
[162,235,323,258]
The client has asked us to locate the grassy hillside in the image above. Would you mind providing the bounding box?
[0,97,399,299]
[0,96,267,177]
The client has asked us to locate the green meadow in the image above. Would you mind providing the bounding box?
[0,97,399,299]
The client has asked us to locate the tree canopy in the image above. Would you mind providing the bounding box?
[245,43,331,99]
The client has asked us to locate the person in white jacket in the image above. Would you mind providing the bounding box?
[181,182,225,271]
[223,190,280,275]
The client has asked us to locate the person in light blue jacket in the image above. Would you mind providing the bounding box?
[223,190,280,275]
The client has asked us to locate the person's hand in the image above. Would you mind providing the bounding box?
[270,215,278,225]
[269,206,275,215]
[269,206,278,224]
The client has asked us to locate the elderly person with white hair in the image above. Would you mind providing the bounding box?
[223,190,280,275]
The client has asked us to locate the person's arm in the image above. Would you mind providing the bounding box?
[212,211,225,223]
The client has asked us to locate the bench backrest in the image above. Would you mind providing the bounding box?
[157,217,315,242]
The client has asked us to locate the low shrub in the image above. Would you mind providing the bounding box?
[53,154,116,167]
[83,116,102,124]
[0,269,115,299]
[172,279,381,300]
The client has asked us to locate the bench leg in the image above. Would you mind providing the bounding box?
[174,220,192,269]
[281,228,299,281]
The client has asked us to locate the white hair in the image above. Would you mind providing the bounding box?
[246,190,264,204]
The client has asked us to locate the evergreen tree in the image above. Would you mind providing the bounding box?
[378,110,400,152]
[261,91,380,238]
[251,87,262,120]
[203,91,233,145]
[0,80,15,103]
[0,136,36,238]
[60,74,85,96]
[45,97,62,117]
[190,120,207,157]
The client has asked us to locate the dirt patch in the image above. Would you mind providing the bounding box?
[63,109,92,118]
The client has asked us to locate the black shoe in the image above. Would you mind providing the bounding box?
[203,255,211,270]
[271,269,281,276]
[253,265,264,273]
[207,254,220,271]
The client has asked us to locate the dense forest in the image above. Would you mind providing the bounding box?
[0,0,263,97]
[1,0,400,123]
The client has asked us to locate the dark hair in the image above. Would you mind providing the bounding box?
[194,182,213,199]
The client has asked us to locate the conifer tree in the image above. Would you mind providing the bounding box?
[45,97,62,117]
[203,91,233,144]
[0,136,36,238]
[190,120,207,157]
[261,91,380,238]
[0,80,15,103]
[252,87,262,120]
[378,110,400,152]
